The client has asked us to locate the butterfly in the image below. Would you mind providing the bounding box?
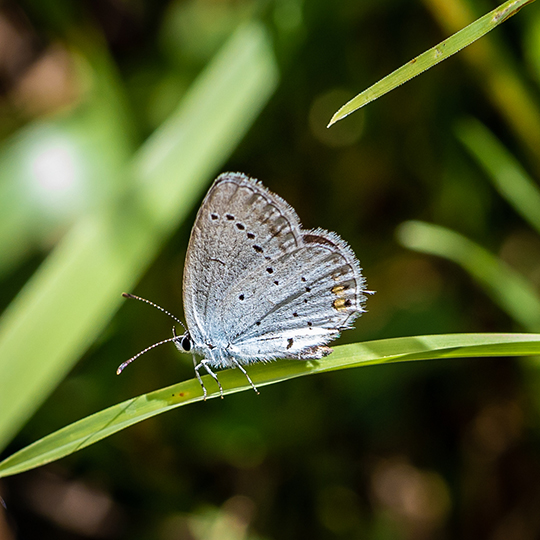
[119,173,369,399]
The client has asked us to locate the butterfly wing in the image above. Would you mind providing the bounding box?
[182,173,367,364]
[219,228,366,362]
[182,173,304,346]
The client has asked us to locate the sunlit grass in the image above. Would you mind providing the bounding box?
[1,333,540,478]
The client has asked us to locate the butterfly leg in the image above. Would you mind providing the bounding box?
[192,355,208,400]
[231,359,260,395]
[202,361,224,399]
[193,357,224,399]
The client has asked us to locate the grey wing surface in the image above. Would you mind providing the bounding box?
[219,228,367,363]
[182,173,304,345]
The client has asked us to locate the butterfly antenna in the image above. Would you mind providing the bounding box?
[122,292,186,331]
[116,337,178,375]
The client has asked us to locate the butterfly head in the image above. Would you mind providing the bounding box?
[172,326,192,353]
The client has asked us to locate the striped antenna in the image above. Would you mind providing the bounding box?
[122,292,186,330]
[116,336,178,375]
[117,292,187,375]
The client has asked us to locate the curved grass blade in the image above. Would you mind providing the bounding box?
[328,0,536,127]
[2,333,540,478]
[397,220,540,331]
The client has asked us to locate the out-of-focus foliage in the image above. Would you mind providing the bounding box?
[2,0,540,539]
[329,0,533,126]
[0,20,278,453]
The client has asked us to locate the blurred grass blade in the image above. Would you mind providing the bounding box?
[133,23,277,227]
[457,118,540,234]
[328,0,535,127]
[0,41,135,279]
[397,220,540,331]
[0,22,278,452]
[1,332,540,478]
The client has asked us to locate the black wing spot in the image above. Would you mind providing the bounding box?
[274,280,279,286]
[247,232,255,239]
[307,322,313,327]
[287,338,293,350]
[225,213,235,220]
[255,321,261,326]
[239,294,245,301]
[301,277,306,282]
[236,223,245,230]
[293,312,298,317]
[266,267,274,274]
[210,213,219,220]
[304,299,308,303]
[253,245,263,253]
[305,286,311,292]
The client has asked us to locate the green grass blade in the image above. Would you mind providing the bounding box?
[456,118,540,234]
[0,22,278,452]
[397,220,540,331]
[132,23,277,227]
[1,332,540,478]
[328,0,536,127]
[424,0,540,161]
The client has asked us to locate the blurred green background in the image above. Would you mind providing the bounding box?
[2,0,540,538]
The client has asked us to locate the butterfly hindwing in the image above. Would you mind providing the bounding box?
[219,228,366,363]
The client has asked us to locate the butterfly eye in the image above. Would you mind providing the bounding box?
[181,335,192,352]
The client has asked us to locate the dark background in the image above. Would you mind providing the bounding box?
[2,0,540,538]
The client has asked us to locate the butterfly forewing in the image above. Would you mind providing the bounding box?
[182,173,303,345]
